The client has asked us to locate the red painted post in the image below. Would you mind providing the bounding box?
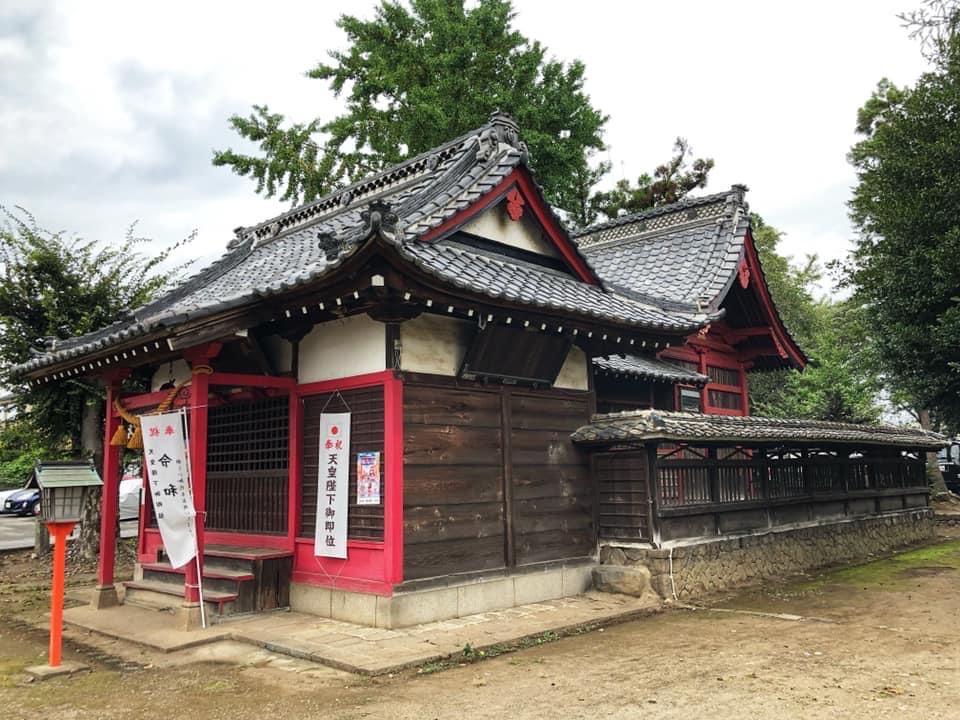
[287,388,302,549]
[96,379,124,592]
[47,521,76,667]
[382,374,404,585]
[739,363,750,416]
[185,367,209,604]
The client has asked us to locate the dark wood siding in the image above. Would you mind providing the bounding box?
[402,379,594,581]
[300,388,385,540]
[403,385,505,580]
[509,394,593,565]
[594,451,650,541]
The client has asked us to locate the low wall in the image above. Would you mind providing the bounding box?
[290,561,595,628]
[599,508,936,601]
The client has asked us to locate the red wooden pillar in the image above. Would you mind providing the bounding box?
[697,348,708,410]
[287,388,303,549]
[739,363,750,416]
[184,366,209,604]
[382,373,404,585]
[92,372,128,609]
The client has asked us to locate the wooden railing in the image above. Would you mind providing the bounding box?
[657,448,927,509]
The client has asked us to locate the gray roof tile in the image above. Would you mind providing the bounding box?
[571,410,947,449]
[575,186,750,309]
[18,116,714,376]
[593,355,708,384]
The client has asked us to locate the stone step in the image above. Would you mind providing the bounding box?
[123,579,239,617]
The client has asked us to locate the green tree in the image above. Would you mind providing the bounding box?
[0,207,192,554]
[748,217,882,423]
[213,0,609,225]
[589,138,714,221]
[847,1,960,439]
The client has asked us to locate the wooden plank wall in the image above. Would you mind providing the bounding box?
[509,394,594,564]
[300,388,385,540]
[403,386,505,580]
[403,380,593,581]
[593,451,650,541]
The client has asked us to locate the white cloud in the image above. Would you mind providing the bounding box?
[0,0,931,281]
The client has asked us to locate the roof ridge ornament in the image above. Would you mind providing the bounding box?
[477,111,529,163]
[361,200,401,241]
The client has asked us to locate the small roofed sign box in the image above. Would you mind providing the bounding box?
[316,413,350,558]
[35,461,103,524]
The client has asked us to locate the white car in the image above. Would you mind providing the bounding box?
[118,476,142,520]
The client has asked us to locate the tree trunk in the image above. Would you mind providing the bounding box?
[918,408,948,494]
[78,397,105,560]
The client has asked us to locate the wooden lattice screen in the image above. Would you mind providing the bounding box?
[205,396,289,534]
[300,388,385,541]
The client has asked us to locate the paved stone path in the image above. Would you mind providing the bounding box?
[63,590,659,674]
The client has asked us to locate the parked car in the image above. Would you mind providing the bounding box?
[118,476,141,520]
[2,486,40,516]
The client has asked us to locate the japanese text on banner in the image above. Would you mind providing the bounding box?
[315,412,350,558]
[141,411,197,569]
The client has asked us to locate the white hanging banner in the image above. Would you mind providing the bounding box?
[141,411,198,569]
[315,412,351,558]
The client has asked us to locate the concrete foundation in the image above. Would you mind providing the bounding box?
[290,561,595,628]
[599,508,936,601]
[25,660,89,680]
[89,584,119,610]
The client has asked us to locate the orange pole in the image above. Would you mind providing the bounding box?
[47,521,76,667]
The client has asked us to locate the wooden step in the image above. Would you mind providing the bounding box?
[123,579,239,616]
[143,544,294,615]
[141,561,255,583]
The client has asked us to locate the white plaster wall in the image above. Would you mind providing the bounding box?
[150,359,192,392]
[554,346,589,391]
[399,313,472,376]
[298,315,385,384]
[461,205,559,258]
[260,334,293,374]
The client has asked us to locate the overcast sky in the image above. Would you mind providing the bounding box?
[0,1,931,297]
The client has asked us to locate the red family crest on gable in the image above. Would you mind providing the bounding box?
[738,259,751,289]
[506,187,525,221]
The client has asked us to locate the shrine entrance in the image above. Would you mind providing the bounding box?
[205,395,290,536]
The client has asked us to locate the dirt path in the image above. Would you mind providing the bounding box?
[1,534,959,719]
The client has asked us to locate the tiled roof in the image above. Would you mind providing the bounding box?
[18,115,713,377]
[399,240,708,330]
[574,186,750,310]
[592,355,707,385]
[570,410,947,449]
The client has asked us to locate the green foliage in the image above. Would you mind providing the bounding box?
[589,138,714,221]
[213,0,609,225]
[0,207,193,454]
[748,217,882,423]
[846,2,960,432]
[0,419,56,488]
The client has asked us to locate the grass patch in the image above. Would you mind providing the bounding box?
[799,539,960,590]
[0,658,30,688]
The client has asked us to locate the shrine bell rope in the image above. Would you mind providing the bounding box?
[110,365,215,450]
